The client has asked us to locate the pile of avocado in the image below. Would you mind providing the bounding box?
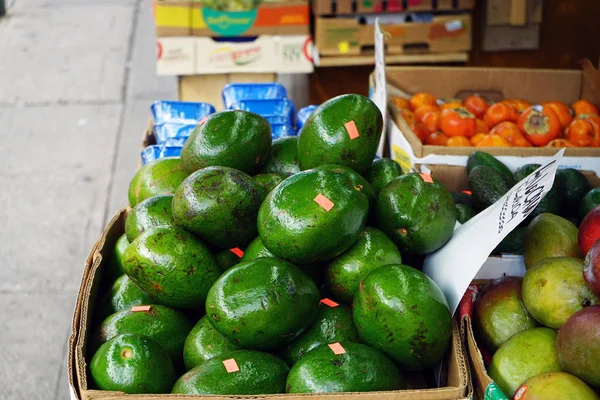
[90,94,457,395]
[457,151,600,256]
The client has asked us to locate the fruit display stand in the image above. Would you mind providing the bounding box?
[67,209,471,400]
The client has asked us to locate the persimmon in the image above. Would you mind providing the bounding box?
[518,105,562,146]
[572,100,599,117]
[583,114,600,146]
[410,92,437,111]
[490,121,531,147]
[503,98,531,113]
[408,122,430,142]
[414,104,439,122]
[439,107,477,138]
[464,95,489,118]
[421,111,441,134]
[476,119,490,134]
[475,134,512,147]
[425,132,449,146]
[484,102,519,128]
[470,133,486,146]
[392,97,410,110]
[440,98,463,111]
[399,109,416,125]
[541,101,573,129]
[447,136,471,147]
[546,139,575,148]
[566,117,600,147]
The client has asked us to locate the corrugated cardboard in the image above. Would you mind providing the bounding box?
[69,210,471,400]
[315,14,472,57]
[312,0,475,15]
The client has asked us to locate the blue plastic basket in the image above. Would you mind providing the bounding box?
[153,122,198,143]
[271,123,296,139]
[141,145,182,165]
[222,83,288,109]
[151,101,215,124]
[230,99,295,126]
[296,105,318,133]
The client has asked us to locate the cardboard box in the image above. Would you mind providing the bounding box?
[312,0,475,15]
[68,210,471,400]
[153,0,193,37]
[156,35,314,76]
[315,14,472,57]
[373,66,600,176]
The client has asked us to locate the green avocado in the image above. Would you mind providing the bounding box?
[468,165,512,211]
[280,303,359,365]
[181,110,271,175]
[258,168,369,264]
[172,166,263,249]
[513,163,540,182]
[298,94,383,175]
[260,137,301,177]
[492,226,526,255]
[513,164,563,220]
[286,342,404,393]
[206,257,320,349]
[125,195,175,242]
[90,334,176,394]
[467,151,513,182]
[215,249,242,272]
[128,157,189,206]
[557,168,591,217]
[183,316,239,370]
[325,227,402,304]
[314,164,376,213]
[97,275,153,322]
[106,234,129,283]
[93,304,192,367]
[172,350,289,395]
[122,225,221,309]
[455,203,476,224]
[365,158,404,195]
[253,173,284,199]
[377,173,456,254]
[581,187,600,219]
[353,264,453,371]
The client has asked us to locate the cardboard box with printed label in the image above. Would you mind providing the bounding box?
[68,210,472,400]
[370,66,600,176]
[153,0,193,37]
[313,0,475,15]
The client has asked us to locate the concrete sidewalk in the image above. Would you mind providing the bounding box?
[0,1,176,398]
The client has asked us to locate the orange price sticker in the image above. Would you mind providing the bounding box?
[314,194,335,211]
[198,116,208,126]
[328,342,346,355]
[131,305,151,312]
[344,121,360,140]
[420,173,433,183]
[320,298,339,308]
[222,358,240,373]
[461,190,472,195]
[230,248,244,258]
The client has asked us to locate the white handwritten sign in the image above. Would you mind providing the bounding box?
[423,149,565,314]
[373,19,387,157]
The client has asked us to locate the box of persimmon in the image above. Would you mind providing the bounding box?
[370,64,600,176]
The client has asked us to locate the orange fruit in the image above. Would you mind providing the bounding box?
[490,121,531,147]
[439,107,477,138]
[518,105,562,146]
[470,133,487,146]
[399,109,416,125]
[447,136,471,147]
[414,104,439,122]
[572,100,599,117]
[546,139,575,148]
[476,119,490,134]
[464,95,489,119]
[484,102,519,128]
[425,132,449,146]
[421,111,441,134]
[392,97,410,110]
[410,92,437,111]
[475,134,512,147]
[541,101,573,129]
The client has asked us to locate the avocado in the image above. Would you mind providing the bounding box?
[206,257,320,349]
[455,203,476,224]
[298,94,383,175]
[90,334,176,394]
[452,191,473,207]
[93,304,192,367]
[467,151,513,182]
[253,173,284,199]
[523,213,580,269]
[377,173,456,254]
[106,234,129,283]
[557,168,591,217]
[492,226,526,255]
[181,110,272,175]
[286,342,404,393]
[513,164,563,219]
[581,187,600,219]
[241,236,276,261]
[314,164,376,213]
[258,168,369,264]
[97,275,153,322]
[123,225,221,308]
[183,316,239,370]
[124,195,175,242]
[172,350,289,395]
[353,264,452,371]
[325,227,402,304]
[468,165,512,211]
[260,137,301,177]
[365,158,404,196]
[215,249,241,272]
[513,164,540,182]
[280,303,359,365]
[127,157,189,206]
[172,166,263,249]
